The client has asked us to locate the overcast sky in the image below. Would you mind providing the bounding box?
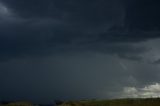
[0,0,160,104]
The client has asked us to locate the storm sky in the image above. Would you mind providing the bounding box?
[0,0,160,103]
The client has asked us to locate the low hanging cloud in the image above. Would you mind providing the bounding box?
[0,0,160,62]
[1,0,160,103]
[121,83,160,98]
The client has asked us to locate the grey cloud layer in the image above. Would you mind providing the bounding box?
[0,0,160,103]
[0,0,160,61]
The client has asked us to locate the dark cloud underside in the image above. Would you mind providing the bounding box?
[0,0,160,103]
[0,0,160,60]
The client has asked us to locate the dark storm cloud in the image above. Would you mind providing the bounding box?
[0,0,160,61]
[126,0,160,31]
[0,0,160,103]
[0,0,159,57]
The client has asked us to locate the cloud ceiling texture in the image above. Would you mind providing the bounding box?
[0,0,160,103]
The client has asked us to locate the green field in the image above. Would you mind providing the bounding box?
[1,98,160,106]
[59,98,160,106]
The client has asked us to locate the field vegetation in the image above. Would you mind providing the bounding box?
[58,98,160,106]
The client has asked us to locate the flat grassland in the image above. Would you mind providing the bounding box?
[1,98,160,106]
[59,98,160,106]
